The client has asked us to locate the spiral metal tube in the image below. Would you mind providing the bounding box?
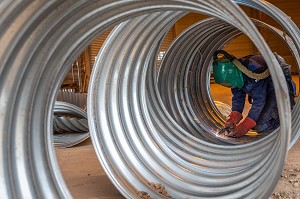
[158,17,300,145]
[56,91,87,111]
[0,0,299,199]
[53,117,88,133]
[53,102,89,148]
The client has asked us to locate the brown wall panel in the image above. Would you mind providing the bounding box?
[223,35,256,58]
[174,13,207,37]
[89,29,112,69]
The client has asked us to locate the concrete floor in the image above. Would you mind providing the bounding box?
[56,139,124,199]
[56,77,300,198]
[56,138,300,199]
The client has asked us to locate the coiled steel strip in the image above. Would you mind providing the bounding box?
[0,0,298,199]
[235,0,300,148]
[89,5,295,199]
[53,117,88,133]
[53,102,89,148]
[56,91,87,111]
[158,17,300,145]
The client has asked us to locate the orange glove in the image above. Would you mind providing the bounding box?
[225,111,243,128]
[227,117,256,138]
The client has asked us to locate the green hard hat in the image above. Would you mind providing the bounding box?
[212,50,244,88]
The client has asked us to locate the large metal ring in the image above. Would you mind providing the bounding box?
[0,1,298,198]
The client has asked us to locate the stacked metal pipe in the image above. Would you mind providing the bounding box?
[0,1,299,199]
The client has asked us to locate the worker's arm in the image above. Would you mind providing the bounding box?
[247,80,268,122]
[224,88,246,129]
[231,88,246,114]
[228,79,268,137]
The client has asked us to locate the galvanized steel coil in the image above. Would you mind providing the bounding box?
[53,101,89,148]
[0,1,299,199]
[56,90,87,111]
[158,17,300,145]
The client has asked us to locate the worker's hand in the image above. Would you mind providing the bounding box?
[225,111,243,128]
[227,117,256,138]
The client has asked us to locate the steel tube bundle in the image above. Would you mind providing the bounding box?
[0,0,299,199]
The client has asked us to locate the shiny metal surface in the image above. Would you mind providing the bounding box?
[157,17,300,145]
[0,0,298,199]
[56,91,87,111]
[53,102,89,148]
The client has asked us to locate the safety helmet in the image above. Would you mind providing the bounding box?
[212,50,244,88]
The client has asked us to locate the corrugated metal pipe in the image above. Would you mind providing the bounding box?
[53,101,89,148]
[0,0,299,199]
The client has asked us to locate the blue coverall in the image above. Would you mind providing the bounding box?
[231,55,295,133]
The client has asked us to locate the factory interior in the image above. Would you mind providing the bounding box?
[1,1,300,199]
[53,1,300,198]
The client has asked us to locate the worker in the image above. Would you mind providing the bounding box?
[213,50,296,138]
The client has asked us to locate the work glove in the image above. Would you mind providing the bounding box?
[225,111,243,128]
[227,117,256,138]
